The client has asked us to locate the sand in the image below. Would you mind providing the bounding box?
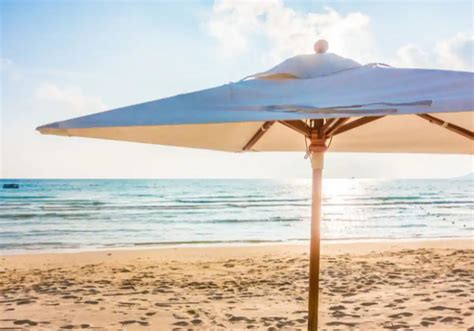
[0,239,473,330]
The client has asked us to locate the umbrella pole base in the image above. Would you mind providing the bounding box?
[307,132,326,331]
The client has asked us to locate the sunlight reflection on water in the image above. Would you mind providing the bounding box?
[0,178,472,252]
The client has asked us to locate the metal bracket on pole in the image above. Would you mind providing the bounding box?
[309,137,327,170]
[309,121,328,170]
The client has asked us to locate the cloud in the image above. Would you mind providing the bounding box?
[394,33,473,70]
[394,44,433,68]
[435,33,473,70]
[35,83,106,113]
[205,0,374,64]
[205,1,472,72]
[0,57,13,71]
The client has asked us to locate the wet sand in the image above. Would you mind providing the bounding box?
[1,239,473,330]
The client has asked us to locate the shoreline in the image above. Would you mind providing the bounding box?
[1,238,472,267]
[1,235,472,257]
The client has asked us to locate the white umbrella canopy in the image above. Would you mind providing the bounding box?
[37,41,474,331]
[38,43,473,154]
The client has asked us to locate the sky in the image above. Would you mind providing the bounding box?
[1,0,473,179]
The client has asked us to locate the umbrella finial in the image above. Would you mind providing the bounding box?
[314,39,328,54]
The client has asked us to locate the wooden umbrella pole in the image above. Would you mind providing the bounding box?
[307,131,327,331]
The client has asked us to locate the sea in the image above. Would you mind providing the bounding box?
[0,178,473,254]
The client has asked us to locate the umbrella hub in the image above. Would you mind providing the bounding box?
[309,137,327,153]
[309,139,328,153]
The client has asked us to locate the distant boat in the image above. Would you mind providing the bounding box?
[3,183,19,189]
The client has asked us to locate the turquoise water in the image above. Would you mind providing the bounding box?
[0,178,472,253]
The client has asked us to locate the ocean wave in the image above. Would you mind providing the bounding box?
[349,223,429,229]
[325,200,473,206]
[0,212,96,220]
[174,197,309,204]
[1,178,472,253]
[0,242,81,250]
[130,239,304,246]
[0,195,55,199]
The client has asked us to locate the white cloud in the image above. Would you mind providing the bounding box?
[205,1,472,72]
[35,83,106,113]
[394,33,473,70]
[435,33,473,70]
[394,44,433,68]
[205,0,375,64]
[0,57,13,71]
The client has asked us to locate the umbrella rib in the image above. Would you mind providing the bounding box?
[321,118,336,132]
[242,121,275,151]
[278,120,311,137]
[331,116,385,136]
[324,118,350,137]
[417,114,474,140]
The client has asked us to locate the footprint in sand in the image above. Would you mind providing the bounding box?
[173,313,189,320]
[429,305,461,312]
[389,312,413,319]
[83,300,99,304]
[422,316,442,322]
[440,316,463,323]
[421,321,434,327]
[383,323,410,329]
[329,305,346,310]
[120,320,149,326]
[228,315,253,323]
[326,321,357,327]
[360,302,378,307]
[13,319,38,326]
[60,324,90,329]
[332,311,360,318]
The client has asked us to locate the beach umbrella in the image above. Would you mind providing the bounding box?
[37,40,474,330]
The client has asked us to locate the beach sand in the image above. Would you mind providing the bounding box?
[1,239,473,330]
